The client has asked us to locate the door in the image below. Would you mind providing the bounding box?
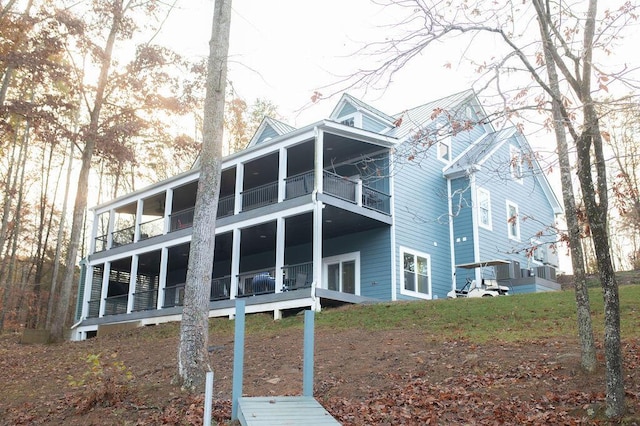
[323,252,359,294]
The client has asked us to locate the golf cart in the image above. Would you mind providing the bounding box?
[447,260,511,298]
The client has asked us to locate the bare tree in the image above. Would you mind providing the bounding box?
[333,0,637,417]
[178,0,232,391]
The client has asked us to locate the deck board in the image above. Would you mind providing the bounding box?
[237,396,340,425]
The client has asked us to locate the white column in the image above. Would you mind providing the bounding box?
[278,147,287,202]
[275,217,286,293]
[157,247,168,309]
[89,211,99,254]
[106,209,115,249]
[98,262,111,317]
[230,228,241,300]
[312,202,323,312]
[127,255,138,313]
[314,127,324,194]
[235,164,244,214]
[164,189,173,234]
[81,263,94,319]
[134,199,143,242]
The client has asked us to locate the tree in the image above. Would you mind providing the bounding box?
[178,0,232,391]
[336,0,636,417]
[224,93,280,154]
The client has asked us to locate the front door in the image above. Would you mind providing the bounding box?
[323,252,360,294]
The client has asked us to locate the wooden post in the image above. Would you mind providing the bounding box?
[302,309,314,397]
[231,299,245,421]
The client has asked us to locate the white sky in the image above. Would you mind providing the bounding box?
[159,0,478,126]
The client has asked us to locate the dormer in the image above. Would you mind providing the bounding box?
[247,117,296,148]
[329,94,396,134]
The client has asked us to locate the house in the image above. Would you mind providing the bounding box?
[70,90,563,341]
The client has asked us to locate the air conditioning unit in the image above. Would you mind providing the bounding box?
[495,260,520,279]
[536,265,557,281]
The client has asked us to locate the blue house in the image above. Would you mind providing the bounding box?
[71,90,562,340]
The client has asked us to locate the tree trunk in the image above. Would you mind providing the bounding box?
[178,0,232,391]
[49,0,124,342]
[535,6,596,372]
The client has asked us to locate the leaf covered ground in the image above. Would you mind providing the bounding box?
[1,303,639,425]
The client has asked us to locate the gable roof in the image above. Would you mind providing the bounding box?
[386,89,477,140]
[329,93,396,125]
[247,117,297,148]
[444,127,563,215]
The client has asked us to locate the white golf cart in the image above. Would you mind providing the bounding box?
[447,260,511,298]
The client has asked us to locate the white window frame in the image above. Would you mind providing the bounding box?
[506,201,520,241]
[530,238,545,265]
[510,145,523,183]
[322,251,360,295]
[437,137,452,163]
[399,247,431,299]
[476,187,492,230]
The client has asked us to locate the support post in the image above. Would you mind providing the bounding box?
[302,309,315,397]
[231,300,245,421]
[203,371,214,426]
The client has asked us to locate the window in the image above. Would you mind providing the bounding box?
[437,138,451,163]
[531,239,546,264]
[506,201,520,241]
[510,146,523,182]
[400,247,431,298]
[323,252,360,294]
[340,117,355,127]
[477,187,492,230]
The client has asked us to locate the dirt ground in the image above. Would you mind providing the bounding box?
[1,312,639,425]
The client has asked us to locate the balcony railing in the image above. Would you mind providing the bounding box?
[163,284,185,308]
[163,277,232,308]
[112,226,135,247]
[139,217,164,240]
[323,171,357,203]
[103,294,128,316]
[362,186,391,214]
[87,299,100,318]
[170,208,195,231]
[237,268,276,297]
[285,171,314,199]
[217,195,235,218]
[133,289,158,312]
[282,262,313,291]
[95,234,108,253]
[242,182,278,211]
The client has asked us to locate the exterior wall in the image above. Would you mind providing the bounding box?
[323,227,392,300]
[336,102,357,118]
[362,115,388,133]
[450,176,475,288]
[255,124,279,144]
[474,135,558,275]
[392,148,453,300]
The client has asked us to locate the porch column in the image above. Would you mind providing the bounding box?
[98,261,111,318]
[89,210,99,254]
[81,264,94,320]
[278,147,287,202]
[106,209,115,249]
[314,127,323,194]
[274,216,286,320]
[134,199,143,242]
[164,188,173,234]
[234,163,244,214]
[127,255,138,313]
[230,227,241,302]
[157,247,168,310]
[312,200,323,312]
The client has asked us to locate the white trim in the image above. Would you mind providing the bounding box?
[437,136,452,164]
[510,145,523,184]
[389,151,397,301]
[476,187,492,230]
[322,251,361,295]
[447,179,456,291]
[506,200,521,241]
[470,174,481,284]
[399,246,432,300]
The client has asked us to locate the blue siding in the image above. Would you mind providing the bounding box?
[362,115,388,133]
[450,177,475,289]
[255,124,279,145]
[474,135,558,276]
[336,102,357,118]
[324,228,392,300]
[393,146,453,300]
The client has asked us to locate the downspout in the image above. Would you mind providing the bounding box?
[447,178,456,291]
[469,172,481,284]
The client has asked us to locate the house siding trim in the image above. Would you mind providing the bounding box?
[447,178,456,291]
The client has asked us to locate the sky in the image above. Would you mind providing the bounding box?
[158,0,479,127]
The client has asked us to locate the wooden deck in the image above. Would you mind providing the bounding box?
[237,396,340,425]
